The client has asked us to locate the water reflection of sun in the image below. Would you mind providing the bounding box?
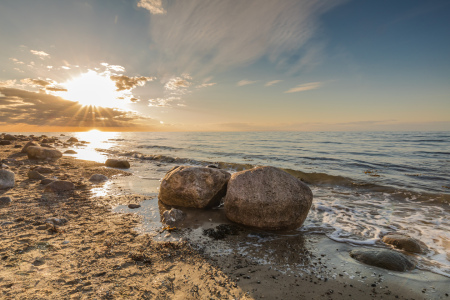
[69,129,120,163]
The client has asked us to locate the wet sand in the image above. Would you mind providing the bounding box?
[1,142,449,299]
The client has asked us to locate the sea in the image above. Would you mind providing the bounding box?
[21,131,450,277]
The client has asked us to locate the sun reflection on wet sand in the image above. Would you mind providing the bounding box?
[64,130,121,163]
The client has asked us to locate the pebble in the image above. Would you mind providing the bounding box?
[128,204,141,209]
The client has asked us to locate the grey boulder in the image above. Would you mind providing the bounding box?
[159,166,231,208]
[27,146,62,160]
[350,249,417,272]
[0,169,15,189]
[224,166,313,230]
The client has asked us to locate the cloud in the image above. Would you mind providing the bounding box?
[284,82,321,93]
[265,80,282,87]
[30,50,50,59]
[137,0,166,14]
[148,0,343,76]
[110,75,155,91]
[10,58,24,65]
[237,80,257,87]
[196,82,216,88]
[21,78,53,87]
[0,80,17,87]
[165,77,191,91]
[0,87,155,128]
[101,62,125,72]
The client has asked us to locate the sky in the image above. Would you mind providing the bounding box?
[0,0,449,132]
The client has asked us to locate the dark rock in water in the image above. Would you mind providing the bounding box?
[0,169,15,189]
[89,174,108,182]
[159,166,231,208]
[382,234,428,254]
[44,180,75,193]
[0,196,13,206]
[35,167,53,174]
[27,146,62,160]
[40,179,55,185]
[64,150,77,154]
[105,159,130,169]
[28,170,46,180]
[67,137,78,143]
[349,249,417,271]
[162,208,185,225]
[203,224,242,240]
[0,140,11,145]
[224,166,313,230]
[21,141,39,153]
[128,204,141,209]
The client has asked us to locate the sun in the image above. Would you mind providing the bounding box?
[60,70,125,108]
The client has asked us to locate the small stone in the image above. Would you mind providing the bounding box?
[67,137,78,143]
[0,169,15,189]
[64,150,77,154]
[35,167,53,174]
[45,217,68,226]
[128,204,141,209]
[105,159,130,169]
[0,140,11,145]
[28,170,46,180]
[44,180,75,193]
[89,174,108,182]
[162,208,185,225]
[349,249,417,272]
[0,196,13,205]
[382,233,428,254]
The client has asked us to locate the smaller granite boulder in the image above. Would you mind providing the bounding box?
[0,196,13,206]
[89,174,108,182]
[349,249,417,272]
[0,169,15,189]
[159,166,231,208]
[21,141,39,153]
[105,159,130,169]
[44,180,75,193]
[162,208,185,225]
[28,170,46,180]
[382,233,428,254]
[27,146,62,160]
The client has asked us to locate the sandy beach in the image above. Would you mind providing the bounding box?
[1,139,449,300]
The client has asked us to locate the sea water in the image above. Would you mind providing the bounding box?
[31,131,450,277]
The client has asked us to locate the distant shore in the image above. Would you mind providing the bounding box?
[0,136,448,299]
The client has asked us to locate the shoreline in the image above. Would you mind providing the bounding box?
[1,140,449,299]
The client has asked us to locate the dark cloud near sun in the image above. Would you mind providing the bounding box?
[110,75,155,91]
[21,78,68,92]
[0,87,155,128]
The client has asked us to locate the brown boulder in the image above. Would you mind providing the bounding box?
[105,159,130,169]
[27,146,62,160]
[28,170,46,180]
[350,249,417,271]
[159,166,231,208]
[44,180,75,193]
[21,141,39,153]
[224,166,313,230]
[382,234,428,254]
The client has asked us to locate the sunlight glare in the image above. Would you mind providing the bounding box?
[60,70,126,108]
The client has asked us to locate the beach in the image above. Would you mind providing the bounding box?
[1,135,449,300]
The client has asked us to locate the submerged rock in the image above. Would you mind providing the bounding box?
[162,208,185,225]
[27,146,62,160]
[105,159,130,169]
[159,166,231,208]
[349,249,417,271]
[382,233,428,254]
[44,180,75,193]
[224,166,313,230]
[0,169,15,189]
[89,174,108,182]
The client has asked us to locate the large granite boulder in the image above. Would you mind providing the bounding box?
[27,146,62,160]
[0,169,15,189]
[159,166,231,208]
[224,166,313,230]
[105,159,130,169]
[21,141,39,153]
[382,233,428,254]
[44,180,75,193]
[350,249,417,271]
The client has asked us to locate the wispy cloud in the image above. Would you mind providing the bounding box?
[30,50,50,59]
[285,82,321,93]
[148,1,343,76]
[101,62,125,73]
[237,80,257,87]
[137,0,166,14]
[265,80,282,87]
[0,80,17,87]
[9,58,24,65]
[110,75,155,91]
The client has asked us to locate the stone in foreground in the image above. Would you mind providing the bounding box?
[44,180,75,193]
[27,146,62,160]
[89,174,108,182]
[105,159,130,169]
[349,249,417,272]
[159,166,231,208]
[21,141,39,153]
[0,196,13,206]
[224,166,313,230]
[382,233,428,254]
[0,169,15,189]
[162,208,185,225]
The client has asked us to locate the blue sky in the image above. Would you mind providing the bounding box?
[0,0,449,131]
